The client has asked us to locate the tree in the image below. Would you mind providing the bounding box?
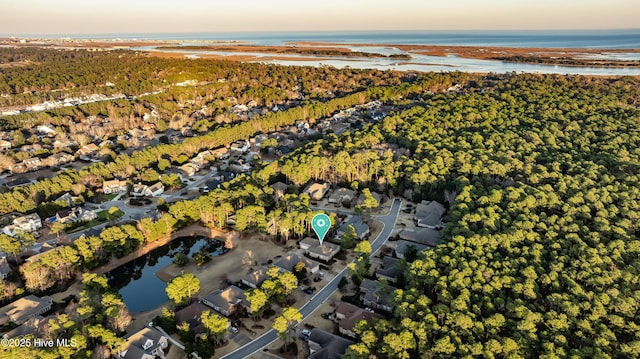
[245,289,268,320]
[340,224,358,250]
[0,233,22,260]
[166,273,200,305]
[356,188,378,215]
[201,310,229,345]
[50,220,66,239]
[273,307,302,349]
[173,253,189,267]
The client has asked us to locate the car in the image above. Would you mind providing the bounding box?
[299,329,311,340]
[304,287,316,294]
[229,326,239,334]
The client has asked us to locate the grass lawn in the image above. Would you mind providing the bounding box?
[66,209,125,233]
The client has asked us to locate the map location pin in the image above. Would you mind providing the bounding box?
[311,213,331,245]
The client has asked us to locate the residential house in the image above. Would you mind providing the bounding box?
[130,184,148,197]
[360,279,397,312]
[12,213,42,233]
[201,285,249,317]
[103,180,129,194]
[336,216,369,240]
[55,207,96,224]
[270,182,289,203]
[118,326,169,359]
[2,314,53,339]
[0,295,53,325]
[414,200,446,229]
[306,242,340,262]
[5,178,31,189]
[308,329,353,359]
[392,240,429,259]
[175,302,209,335]
[274,253,320,274]
[24,241,57,262]
[191,150,213,167]
[0,256,11,279]
[211,147,230,160]
[0,140,11,150]
[241,267,270,289]
[36,125,56,136]
[357,191,382,207]
[179,163,199,177]
[8,163,27,174]
[334,302,384,338]
[145,182,165,197]
[303,182,330,201]
[46,152,74,167]
[76,143,99,160]
[230,141,250,153]
[299,237,319,252]
[328,187,356,205]
[398,228,443,247]
[229,159,251,173]
[22,157,42,171]
[375,256,401,284]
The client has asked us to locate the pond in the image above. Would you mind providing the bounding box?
[107,236,228,313]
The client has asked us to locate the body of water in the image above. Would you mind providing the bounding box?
[16,29,640,48]
[8,30,640,75]
[107,236,227,313]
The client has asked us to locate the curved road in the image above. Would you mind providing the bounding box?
[221,198,402,359]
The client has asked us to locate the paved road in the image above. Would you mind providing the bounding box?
[221,198,402,359]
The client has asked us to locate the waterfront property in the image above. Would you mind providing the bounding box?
[0,295,52,325]
[118,326,169,359]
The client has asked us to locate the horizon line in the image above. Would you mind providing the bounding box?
[3,28,640,38]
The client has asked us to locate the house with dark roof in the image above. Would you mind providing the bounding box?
[328,187,356,205]
[308,329,353,359]
[398,227,443,247]
[375,256,402,284]
[307,242,341,262]
[359,279,397,312]
[0,295,52,325]
[175,302,209,335]
[270,182,289,203]
[274,253,320,274]
[118,326,169,359]
[2,314,53,339]
[201,285,249,317]
[392,240,429,259]
[414,200,446,229]
[0,257,11,279]
[336,216,369,240]
[334,302,384,338]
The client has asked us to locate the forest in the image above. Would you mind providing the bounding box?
[0,47,639,358]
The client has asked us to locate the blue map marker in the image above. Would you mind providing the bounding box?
[311,213,331,245]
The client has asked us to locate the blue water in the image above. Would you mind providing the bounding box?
[9,29,640,48]
[107,236,227,313]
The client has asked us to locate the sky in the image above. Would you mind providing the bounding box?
[1,0,639,35]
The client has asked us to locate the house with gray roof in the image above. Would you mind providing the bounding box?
[0,295,52,325]
[414,200,446,229]
[274,253,320,274]
[336,216,369,240]
[0,256,11,279]
[359,279,397,312]
[118,326,168,359]
[308,329,353,359]
[241,267,270,289]
[398,227,443,247]
[201,285,249,317]
[334,302,384,338]
[375,256,402,284]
